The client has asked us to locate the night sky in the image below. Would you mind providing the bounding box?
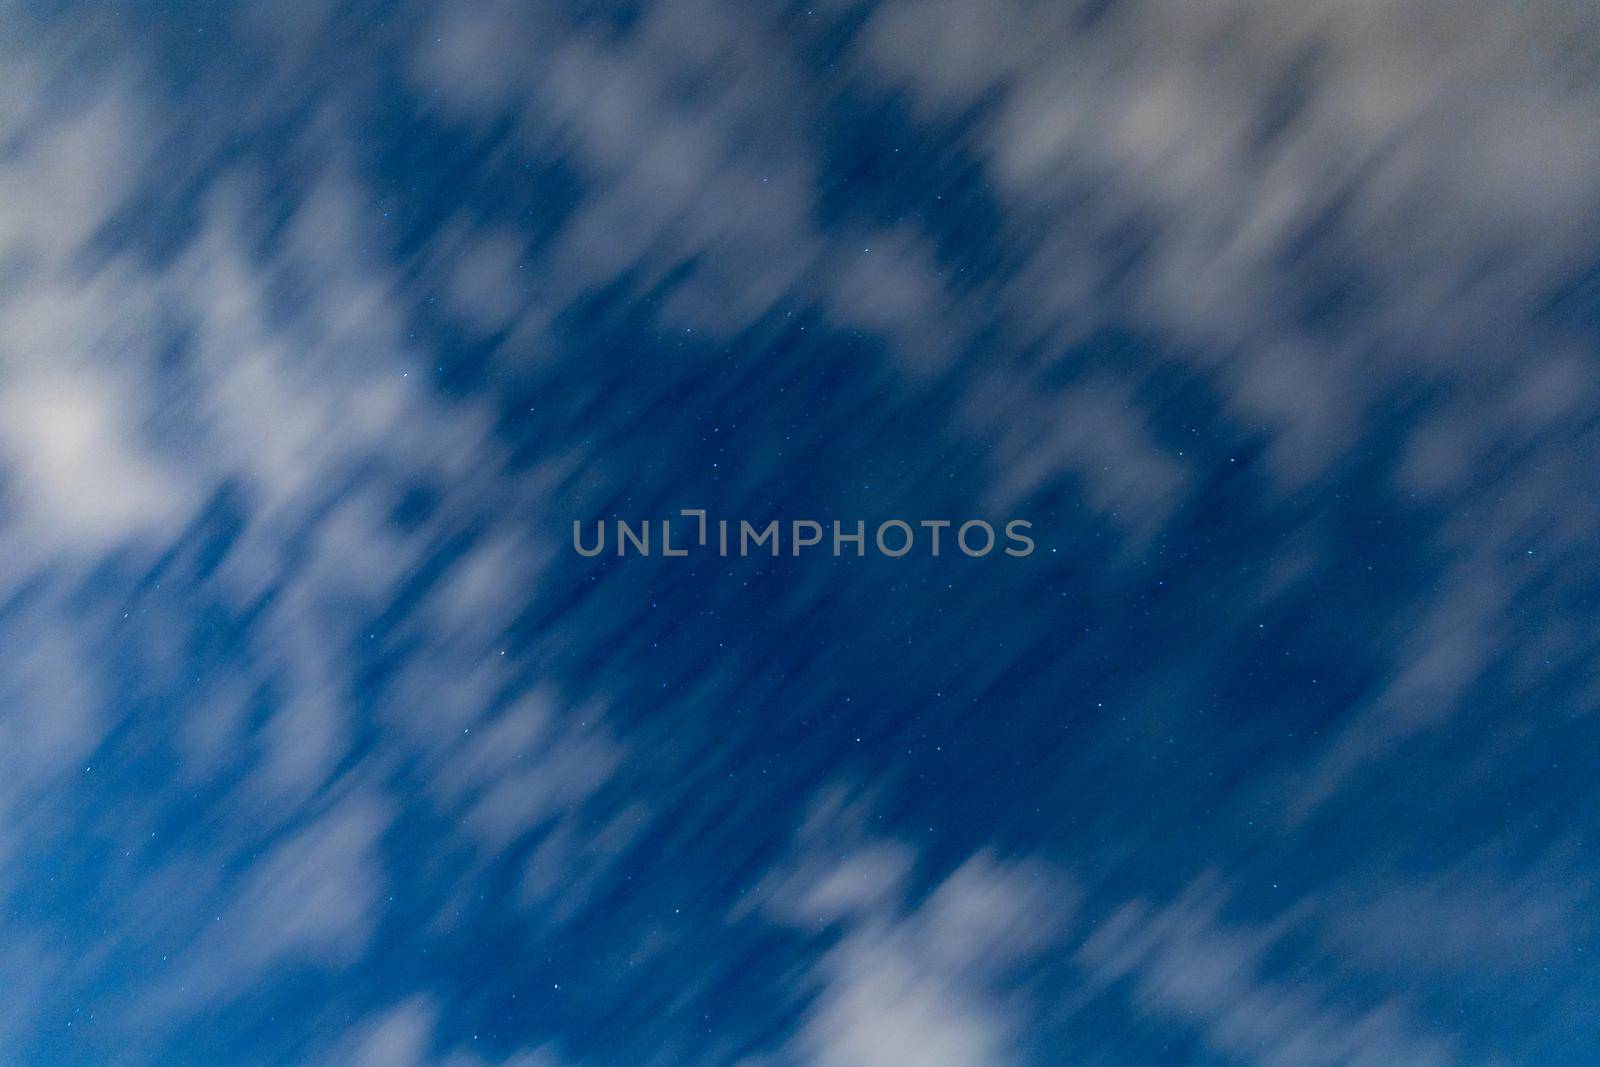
[2,1,1599,1064]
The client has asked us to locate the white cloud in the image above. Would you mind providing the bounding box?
[1078,878,1456,1067]
[848,0,1600,500]
[328,994,568,1067]
[349,996,438,1067]
[0,602,107,885]
[755,791,1072,1067]
[0,372,194,548]
[792,851,1068,1067]
[165,791,393,1008]
[411,0,967,370]
[0,80,198,550]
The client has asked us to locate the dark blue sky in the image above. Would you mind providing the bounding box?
[2,1,1598,1064]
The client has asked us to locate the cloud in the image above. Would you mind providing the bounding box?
[755,791,1073,1067]
[1078,878,1456,1067]
[0,20,621,1055]
[1325,869,1583,973]
[327,994,567,1067]
[163,790,393,1009]
[411,0,966,369]
[2,2,1596,1064]
[0,81,197,550]
[855,0,1600,345]
[793,851,1069,1067]
[965,370,1190,542]
[0,600,107,885]
[845,0,1600,512]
